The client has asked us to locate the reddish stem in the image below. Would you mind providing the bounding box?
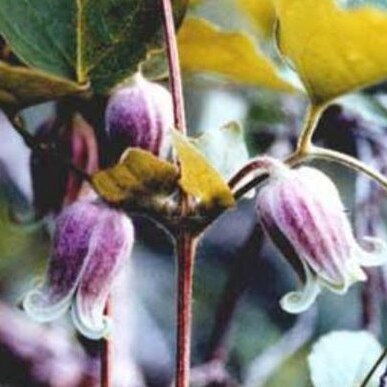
[101,297,113,387]
[160,2,194,386]
[175,233,197,387]
[228,156,285,200]
[228,158,274,190]
[161,0,187,134]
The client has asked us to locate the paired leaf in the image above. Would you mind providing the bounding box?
[276,0,387,104]
[93,133,235,213]
[191,122,249,180]
[308,331,386,387]
[0,0,188,98]
[173,130,235,210]
[0,61,85,107]
[177,17,294,91]
[92,149,179,204]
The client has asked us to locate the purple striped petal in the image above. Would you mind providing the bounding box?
[256,161,387,313]
[71,210,134,339]
[105,73,173,160]
[276,172,349,287]
[24,199,103,322]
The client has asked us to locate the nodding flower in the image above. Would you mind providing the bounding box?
[255,157,386,313]
[105,72,173,161]
[23,198,134,339]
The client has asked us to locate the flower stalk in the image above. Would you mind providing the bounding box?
[161,0,186,135]
[175,232,197,387]
[230,103,387,200]
[160,1,196,386]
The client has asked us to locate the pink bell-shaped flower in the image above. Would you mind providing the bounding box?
[23,198,134,339]
[255,157,386,313]
[105,72,173,160]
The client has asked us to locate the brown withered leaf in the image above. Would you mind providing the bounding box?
[92,148,179,204]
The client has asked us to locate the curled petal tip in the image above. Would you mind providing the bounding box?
[71,303,112,340]
[280,264,321,314]
[346,259,367,283]
[357,236,387,267]
[323,258,367,296]
[23,288,72,323]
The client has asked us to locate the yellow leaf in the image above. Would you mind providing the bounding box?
[237,0,276,38]
[172,130,235,210]
[276,0,387,104]
[177,17,294,91]
[92,149,179,204]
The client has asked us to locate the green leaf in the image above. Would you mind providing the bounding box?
[191,122,249,180]
[172,130,235,211]
[0,0,188,96]
[0,61,86,107]
[76,0,173,93]
[308,331,386,387]
[276,0,387,104]
[92,148,179,204]
[0,0,76,80]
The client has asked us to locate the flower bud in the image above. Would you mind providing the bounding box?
[23,198,134,339]
[105,73,173,160]
[31,114,98,216]
[255,158,386,313]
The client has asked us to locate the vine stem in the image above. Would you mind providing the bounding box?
[175,233,197,387]
[161,0,187,134]
[160,1,195,387]
[101,297,113,387]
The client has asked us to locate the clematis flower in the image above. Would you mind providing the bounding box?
[255,157,386,313]
[23,198,134,339]
[105,72,173,161]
